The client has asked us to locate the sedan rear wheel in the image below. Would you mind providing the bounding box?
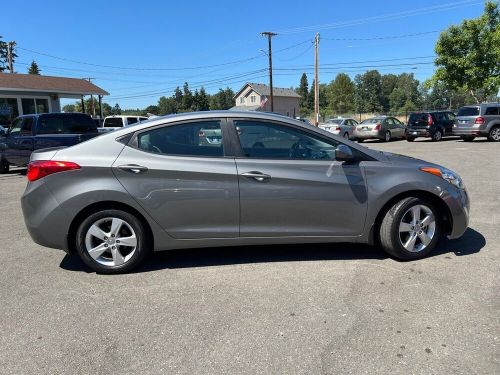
[379,197,441,260]
[76,209,149,273]
[384,131,391,142]
[0,159,9,174]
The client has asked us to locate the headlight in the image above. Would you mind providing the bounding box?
[420,167,465,189]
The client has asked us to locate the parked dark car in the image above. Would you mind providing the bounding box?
[406,111,455,142]
[453,103,500,142]
[0,113,100,173]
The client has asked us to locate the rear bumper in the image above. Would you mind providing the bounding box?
[452,129,487,136]
[354,130,383,139]
[406,128,431,138]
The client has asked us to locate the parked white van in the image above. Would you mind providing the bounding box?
[100,115,149,132]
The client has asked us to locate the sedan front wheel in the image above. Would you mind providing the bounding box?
[379,197,441,260]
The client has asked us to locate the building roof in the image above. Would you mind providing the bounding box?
[0,73,109,96]
[234,82,300,99]
[229,105,262,111]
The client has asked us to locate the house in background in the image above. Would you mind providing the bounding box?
[0,73,109,127]
[231,82,300,117]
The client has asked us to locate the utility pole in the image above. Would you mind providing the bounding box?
[7,41,16,73]
[314,33,320,126]
[83,78,96,117]
[261,31,277,112]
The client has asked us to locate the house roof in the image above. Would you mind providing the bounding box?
[229,105,262,111]
[234,82,300,99]
[0,73,109,96]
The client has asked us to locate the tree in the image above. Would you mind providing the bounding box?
[297,73,309,112]
[142,105,160,116]
[327,73,355,114]
[432,1,500,103]
[158,96,177,115]
[173,86,183,107]
[181,82,193,111]
[354,70,383,113]
[62,104,76,113]
[380,74,398,112]
[307,80,315,111]
[209,87,235,110]
[0,36,16,72]
[388,73,420,113]
[111,103,122,115]
[28,60,41,75]
[198,87,210,111]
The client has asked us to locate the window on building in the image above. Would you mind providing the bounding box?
[251,96,256,103]
[21,98,49,115]
[0,97,19,127]
[240,97,245,104]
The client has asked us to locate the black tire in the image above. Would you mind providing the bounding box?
[383,131,391,142]
[431,129,443,142]
[0,158,9,174]
[75,209,150,274]
[379,197,442,260]
[487,126,500,142]
[357,138,364,143]
[461,136,475,142]
[406,137,415,142]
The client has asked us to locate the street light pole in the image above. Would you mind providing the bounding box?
[261,31,277,112]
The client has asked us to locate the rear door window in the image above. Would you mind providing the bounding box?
[446,112,455,121]
[37,114,96,134]
[136,120,224,157]
[127,117,138,125]
[457,107,480,117]
[484,107,499,115]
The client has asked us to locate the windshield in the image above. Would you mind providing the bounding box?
[103,118,124,127]
[457,107,480,117]
[327,119,342,124]
[361,118,383,124]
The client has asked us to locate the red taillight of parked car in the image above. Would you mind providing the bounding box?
[374,124,381,130]
[335,127,341,131]
[474,117,486,125]
[27,161,81,182]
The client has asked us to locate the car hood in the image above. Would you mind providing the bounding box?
[381,151,442,168]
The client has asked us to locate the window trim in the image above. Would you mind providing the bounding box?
[227,117,375,161]
[127,118,231,159]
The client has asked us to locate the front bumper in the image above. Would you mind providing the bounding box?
[444,185,470,239]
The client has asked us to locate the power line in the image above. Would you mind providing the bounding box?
[321,30,439,41]
[275,1,480,34]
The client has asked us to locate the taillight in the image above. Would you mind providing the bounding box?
[335,127,341,131]
[27,160,80,182]
[474,117,485,125]
[428,114,434,126]
[374,124,381,130]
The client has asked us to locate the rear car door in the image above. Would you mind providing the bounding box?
[112,118,239,239]
[444,112,455,134]
[231,118,368,237]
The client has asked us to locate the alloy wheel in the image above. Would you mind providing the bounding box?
[490,127,500,141]
[84,217,138,266]
[385,131,391,142]
[398,205,436,253]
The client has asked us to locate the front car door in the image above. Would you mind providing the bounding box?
[5,117,35,166]
[231,118,368,237]
[112,118,239,239]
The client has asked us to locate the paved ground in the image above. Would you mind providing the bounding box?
[0,137,498,374]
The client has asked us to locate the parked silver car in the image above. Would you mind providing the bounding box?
[453,103,500,142]
[354,116,406,142]
[21,111,469,273]
[320,118,358,139]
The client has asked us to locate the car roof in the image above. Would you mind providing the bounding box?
[17,112,90,119]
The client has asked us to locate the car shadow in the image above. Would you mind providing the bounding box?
[59,228,485,274]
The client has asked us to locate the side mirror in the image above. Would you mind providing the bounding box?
[335,144,355,162]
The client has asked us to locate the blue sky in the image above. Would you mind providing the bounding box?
[2,0,485,109]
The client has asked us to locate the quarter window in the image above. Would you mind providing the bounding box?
[137,121,224,157]
[127,117,138,125]
[485,107,499,115]
[234,120,338,160]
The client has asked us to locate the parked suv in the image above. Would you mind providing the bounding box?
[453,103,500,142]
[406,111,455,142]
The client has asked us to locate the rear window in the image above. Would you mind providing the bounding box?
[104,117,124,127]
[361,118,383,124]
[457,107,479,117]
[37,114,97,134]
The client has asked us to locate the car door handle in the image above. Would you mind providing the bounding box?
[241,171,271,182]
[118,164,148,174]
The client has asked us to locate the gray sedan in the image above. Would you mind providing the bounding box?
[319,118,358,139]
[21,111,469,273]
[354,116,406,142]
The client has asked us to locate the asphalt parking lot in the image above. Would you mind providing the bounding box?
[0,137,498,374]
